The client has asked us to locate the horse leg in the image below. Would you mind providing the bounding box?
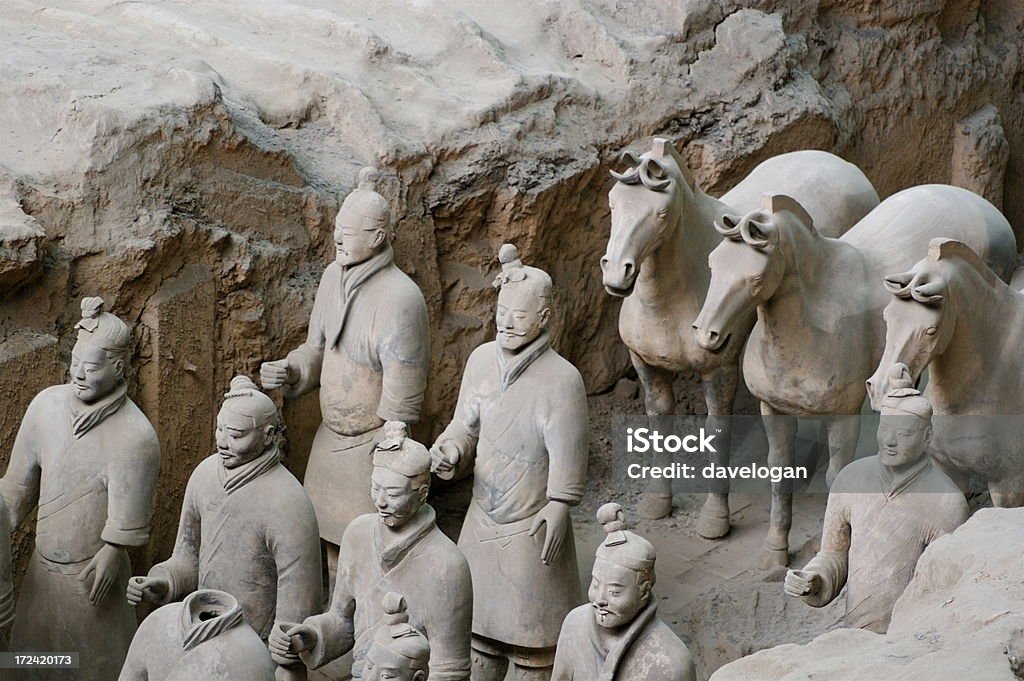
[824,415,860,488]
[761,401,797,568]
[695,365,739,539]
[632,351,676,520]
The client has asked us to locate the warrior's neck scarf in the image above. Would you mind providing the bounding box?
[70,379,128,439]
[218,445,282,495]
[330,244,394,349]
[496,330,551,392]
[588,595,658,681]
[179,590,245,652]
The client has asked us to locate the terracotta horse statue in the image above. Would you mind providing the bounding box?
[692,185,1016,564]
[867,238,1024,507]
[601,137,878,535]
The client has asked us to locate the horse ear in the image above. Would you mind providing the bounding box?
[761,194,814,231]
[651,137,675,158]
[884,271,914,296]
[911,279,946,304]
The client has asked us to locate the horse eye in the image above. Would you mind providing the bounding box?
[925,327,938,336]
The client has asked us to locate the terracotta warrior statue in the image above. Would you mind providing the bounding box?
[127,376,322,679]
[260,166,429,578]
[364,592,431,681]
[0,496,12,651]
[269,421,472,681]
[553,503,696,681]
[119,589,276,681]
[785,363,969,633]
[0,297,160,679]
[431,244,589,680]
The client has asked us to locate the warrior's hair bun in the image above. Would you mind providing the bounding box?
[382,592,410,626]
[81,296,105,319]
[358,166,380,190]
[598,502,627,533]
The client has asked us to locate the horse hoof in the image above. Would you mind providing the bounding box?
[759,547,790,569]
[695,511,730,539]
[637,493,672,519]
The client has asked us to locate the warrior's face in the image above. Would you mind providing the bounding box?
[495,283,550,352]
[364,643,426,681]
[877,413,931,469]
[371,467,428,529]
[588,558,650,630]
[69,340,123,404]
[334,209,386,267]
[215,408,271,469]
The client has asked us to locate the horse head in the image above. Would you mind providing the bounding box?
[692,194,809,352]
[866,243,970,408]
[601,138,690,296]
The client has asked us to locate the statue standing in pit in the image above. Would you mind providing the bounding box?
[0,297,160,680]
[552,503,696,681]
[261,167,429,578]
[785,363,970,633]
[269,421,472,681]
[127,376,322,680]
[432,244,588,681]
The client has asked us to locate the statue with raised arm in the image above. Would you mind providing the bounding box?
[260,167,429,579]
[785,363,969,633]
[431,244,588,681]
[269,421,472,681]
[363,592,431,681]
[553,503,696,681]
[127,376,322,680]
[0,297,160,680]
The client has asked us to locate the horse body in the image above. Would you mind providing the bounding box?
[693,186,1017,564]
[867,239,1024,506]
[602,138,877,531]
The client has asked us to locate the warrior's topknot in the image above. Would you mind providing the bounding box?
[598,503,627,533]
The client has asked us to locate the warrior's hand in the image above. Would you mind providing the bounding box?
[126,575,170,607]
[430,441,460,480]
[784,568,821,597]
[530,500,571,566]
[80,543,126,606]
[269,622,319,661]
[260,358,294,390]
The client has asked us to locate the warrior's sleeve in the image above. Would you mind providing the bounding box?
[103,426,160,547]
[543,368,588,505]
[434,348,484,481]
[0,496,14,633]
[926,491,969,543]
[422,551,473,681]
[117,606,163,681]
[800,489,851,608]
[300,526,358,669]
[375,284,429,423]
[0,393,43,529]
[551,609,581,681]
[269,491,323,627]
[284,269,330,399]
[149,469,203,602]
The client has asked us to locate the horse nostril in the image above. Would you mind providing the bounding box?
[600,256,609,272]
[623,261,634,278]
[708,331,719,343]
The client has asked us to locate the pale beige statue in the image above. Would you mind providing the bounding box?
[260,166,430,578]
[784,363,969,633]
[364,592,431,681]
[0,496,12,651]
[691,186,1015,565]
[867,238,1024,507]
[119,589,277,681]
[0,297,161,680]
[127,375,322,681]
[602,137,878,533]
[552,503,696,681]
[431,244,588,680]
[269,421,472,681]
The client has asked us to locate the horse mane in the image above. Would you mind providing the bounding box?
[928,238,999,288]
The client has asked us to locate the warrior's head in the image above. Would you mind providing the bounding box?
[71,297,131,404]
[371,421,431,529]
[492,243,552,353]
[216,376,280,469]
[364,592,430,681]
[334,167,393,267]
[589,503,656,629]
[876,363,932,470]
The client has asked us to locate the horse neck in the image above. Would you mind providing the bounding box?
[633,185,725,308]
[758,227,843,325]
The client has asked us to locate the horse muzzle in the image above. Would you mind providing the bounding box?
[601,256,637,297]
[692,323,730,352]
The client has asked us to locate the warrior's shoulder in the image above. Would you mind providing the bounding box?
[642,618,696,678]
[23,384,71,415]
[339,512,378,548]
[116,397,160,444]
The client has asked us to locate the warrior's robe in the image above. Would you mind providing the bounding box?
[552,599,696,681]
[300,504,473,680]
[0,383,159,680]
[150,448,322,641]
[800,454,969,633]
[436,331,588,650]
[119,590,276,681]
[0,495,13,652]
[285,245,429,543]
